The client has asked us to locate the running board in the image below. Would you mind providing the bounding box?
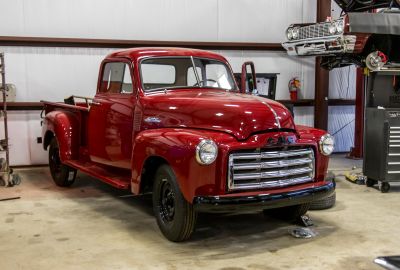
[65,160,131,189]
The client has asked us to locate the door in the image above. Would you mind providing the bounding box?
[88,60,136,169]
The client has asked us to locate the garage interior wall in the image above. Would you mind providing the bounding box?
[328,1,356,153]
[0,0,353,165]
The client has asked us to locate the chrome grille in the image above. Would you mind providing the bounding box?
[228,148,315,191]
[298,22,333,40]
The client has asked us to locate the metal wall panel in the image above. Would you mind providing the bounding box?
[0,0,315,42]
[0,0,330,165]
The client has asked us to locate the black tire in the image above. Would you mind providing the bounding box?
[366,178,377,187]
[263,203,310,222]
[152,164,197,242]
[310,192,336,210]
[380,182,390,193]
[49,137,76,187]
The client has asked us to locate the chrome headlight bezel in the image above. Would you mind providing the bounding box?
[286,27,294,40]
[335,20,344,34]
[196,139,218,165]
[319,134,335,156]
[292,27,300,39]
[328,23,337,35]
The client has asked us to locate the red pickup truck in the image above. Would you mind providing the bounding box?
[41,47,335,241]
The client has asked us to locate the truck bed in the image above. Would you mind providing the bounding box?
[41,95,94,114]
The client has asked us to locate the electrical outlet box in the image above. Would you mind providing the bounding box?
[5,84,16,102]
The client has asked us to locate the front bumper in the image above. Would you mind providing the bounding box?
[282,35,356,56]
[193,181,335,213]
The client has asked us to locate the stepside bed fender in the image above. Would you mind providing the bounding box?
[42,110,81,162]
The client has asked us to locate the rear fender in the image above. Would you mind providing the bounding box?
[42,111,80,162]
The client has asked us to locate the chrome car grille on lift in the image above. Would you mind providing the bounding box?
[227,147,315,191]
[298,21,338,40]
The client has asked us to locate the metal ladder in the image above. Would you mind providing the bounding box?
[0,53,20,187]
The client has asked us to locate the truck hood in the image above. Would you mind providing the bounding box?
[335,0,399,12]
[141,89,296,140]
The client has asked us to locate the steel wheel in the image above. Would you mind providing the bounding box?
[159,180,176,224]
[48,137,76,187]
[153,164,197,242]
[49,141,62,179]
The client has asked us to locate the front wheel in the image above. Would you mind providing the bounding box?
[152,164,197,242]
[49,137,77,187]
[263,203,310,222]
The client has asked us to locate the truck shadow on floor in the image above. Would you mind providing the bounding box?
[28,169,338,257]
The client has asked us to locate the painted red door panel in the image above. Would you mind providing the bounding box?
[88,58,136,170]
[88,93,134,169]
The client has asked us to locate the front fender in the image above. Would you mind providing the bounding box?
[296,125,330,181]
[42,111,81,162]
[131,128,231,202]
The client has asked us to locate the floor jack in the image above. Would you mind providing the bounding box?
[344,171,367,185]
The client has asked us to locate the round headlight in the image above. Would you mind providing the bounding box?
[292,28,300,39]
[196,139,218,165]
[286,28,294,40]
[319,134,335,156]
[335,20,344,34]
[328,23,337,35]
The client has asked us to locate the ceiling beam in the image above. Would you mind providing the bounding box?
[0,36,285,51]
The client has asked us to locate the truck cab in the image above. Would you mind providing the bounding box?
[42,47,335,242]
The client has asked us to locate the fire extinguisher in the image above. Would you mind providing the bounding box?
[288,77,301,101]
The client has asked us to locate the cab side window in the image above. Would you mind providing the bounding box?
[99,62,133,94]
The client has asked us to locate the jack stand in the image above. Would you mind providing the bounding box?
[298,215,314,227]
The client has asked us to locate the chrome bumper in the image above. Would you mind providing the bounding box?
[282,35,357,56]
[193,181,335,213]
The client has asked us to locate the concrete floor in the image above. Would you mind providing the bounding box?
[0,154,399,270]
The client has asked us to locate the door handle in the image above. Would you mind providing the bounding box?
[91,101,101,106]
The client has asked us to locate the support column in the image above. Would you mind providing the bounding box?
[314,0,331,130]
[348,68,365,159]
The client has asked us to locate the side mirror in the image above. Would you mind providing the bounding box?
[240,61,257,94]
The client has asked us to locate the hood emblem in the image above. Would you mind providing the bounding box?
[144,117,161,124]
[266,135,296,146]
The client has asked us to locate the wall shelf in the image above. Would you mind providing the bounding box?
[3,100,356,111]
[278,99,356,107]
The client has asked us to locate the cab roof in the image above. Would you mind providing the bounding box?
[106,47,228,62]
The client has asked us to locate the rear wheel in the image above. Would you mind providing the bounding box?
[263,203,310,222]
[49,137,76,187]
[152,164,197,242]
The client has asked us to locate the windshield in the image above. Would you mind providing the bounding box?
[140,57,237,92]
